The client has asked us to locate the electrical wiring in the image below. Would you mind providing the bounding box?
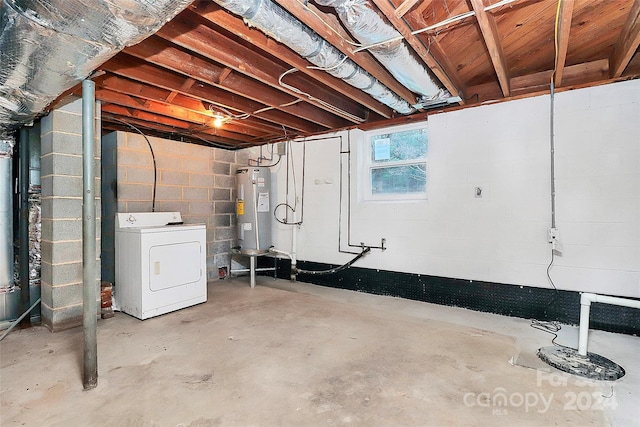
[209,99,302,130]
[273,138,303,225]
[531,0,564,347]
[190,133,238,150]
[252,99,302,116]
[552,0,562,81]
[351,0,524,54]
[111,117,157,212]
[278,69,367,123]
[208,104,250,121]
[530,251,569,348]
[307,55,350,73]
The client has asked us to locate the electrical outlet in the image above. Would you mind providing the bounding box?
[548,227,558,243]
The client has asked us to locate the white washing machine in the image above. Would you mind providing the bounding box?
[115,212,207,320]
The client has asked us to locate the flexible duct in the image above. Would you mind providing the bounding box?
[0,0,193,134]
[212,0,416,114]
[315,0,449,104]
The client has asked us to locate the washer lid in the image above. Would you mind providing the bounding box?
[133,223,206,233]
[116,212,182,229]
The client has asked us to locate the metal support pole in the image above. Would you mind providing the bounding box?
[19,127,30,328]
[82,80,98,390]
[250,255,256,288]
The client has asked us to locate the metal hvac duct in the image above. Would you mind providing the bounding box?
[0,0,193,134]
[212,0,417,114]
[315,0,449,103]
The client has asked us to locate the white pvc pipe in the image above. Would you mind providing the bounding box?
[578,292,640,356]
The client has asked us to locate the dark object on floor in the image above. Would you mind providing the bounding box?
[537,346,625,381]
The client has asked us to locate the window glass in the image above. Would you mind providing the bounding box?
[364,125,428,200]
[371,128,428,163]
[371,164,426,195]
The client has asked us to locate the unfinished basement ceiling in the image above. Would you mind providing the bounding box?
[57,0,640,148]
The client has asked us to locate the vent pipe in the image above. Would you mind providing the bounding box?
[212,0,417,114]
[315,0,449,104]
[0,0,193,134]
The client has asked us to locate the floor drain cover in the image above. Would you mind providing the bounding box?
[537,346,625,381]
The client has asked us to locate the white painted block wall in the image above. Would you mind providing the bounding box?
[268,80,639,298]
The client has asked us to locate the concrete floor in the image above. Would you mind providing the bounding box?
[1,277,639,426]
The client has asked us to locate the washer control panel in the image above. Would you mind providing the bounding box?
[116,212,182,229]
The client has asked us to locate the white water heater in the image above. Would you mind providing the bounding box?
[236,166,271,254]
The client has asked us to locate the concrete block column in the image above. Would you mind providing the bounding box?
[40,99,101,331]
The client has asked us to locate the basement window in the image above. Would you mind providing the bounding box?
[363,123,428,201]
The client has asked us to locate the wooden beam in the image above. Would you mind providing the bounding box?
[609,0,640,77]
[469,0,510,96]
[218,68,232,85]
[101,55,323,134]
[124,36,347,130]
[466,60,612,102]
[101,104,248,144]
[157,13,360,126]
[369,0,465,100]
[96,88,267,138]
[394,0,422,18]
[164,78,195,103]
[95,74,288,135]
[511,59,609,94]
[190,2,393,119]
[554,0,575,87]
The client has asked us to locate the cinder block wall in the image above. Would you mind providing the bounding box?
[102,131,249,282]
[40,99,101,331]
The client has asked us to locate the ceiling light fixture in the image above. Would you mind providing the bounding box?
[213,115,225,128]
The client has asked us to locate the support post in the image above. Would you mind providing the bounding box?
[250,255,256,288]
[19,127,30,328]
[82,80,98,390]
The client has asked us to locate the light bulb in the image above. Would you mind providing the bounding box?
[213,116,223,128]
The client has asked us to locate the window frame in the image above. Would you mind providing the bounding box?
[361,122,429,202]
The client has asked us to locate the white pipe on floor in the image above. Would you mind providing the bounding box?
[578,292,640,356]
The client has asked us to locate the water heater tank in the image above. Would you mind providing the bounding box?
[236,166,272,254]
